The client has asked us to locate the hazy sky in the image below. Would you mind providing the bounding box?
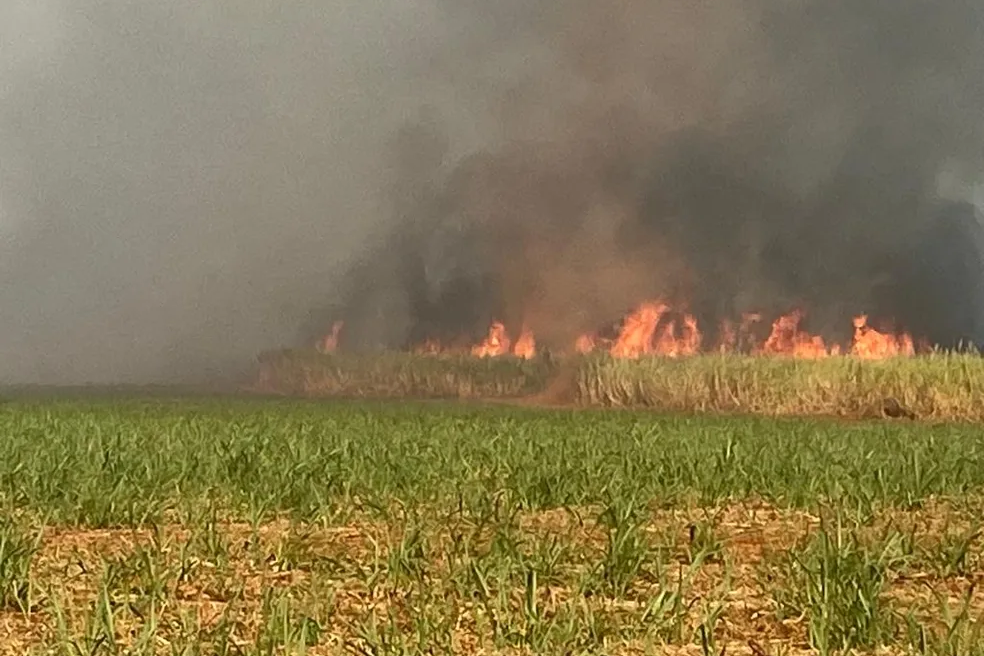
[0,0,495,383]
[2,0,983,383]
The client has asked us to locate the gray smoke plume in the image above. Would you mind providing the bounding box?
[328,0,984,353]
[3,1,984,385]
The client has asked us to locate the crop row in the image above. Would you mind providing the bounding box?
[1,397,983,524]
[0,398,981,651]
[2,495,983,653]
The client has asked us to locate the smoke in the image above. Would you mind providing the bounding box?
[326,0,984,352]
[0,0,495,383]
[3,1,984,384]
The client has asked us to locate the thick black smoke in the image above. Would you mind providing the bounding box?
[323,0,984,353]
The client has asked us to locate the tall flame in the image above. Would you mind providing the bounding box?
[610,302,669,358]
[652,312,701,357]
[513,325,537,359]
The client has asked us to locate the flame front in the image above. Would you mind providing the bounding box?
[325,299,919,360]
[652,312,701,357]
[467,304,914,360]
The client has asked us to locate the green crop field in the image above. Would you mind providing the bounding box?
[0,394,983,654]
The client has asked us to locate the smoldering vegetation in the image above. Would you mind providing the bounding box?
[319,0,984,355]
[2,1,984,385]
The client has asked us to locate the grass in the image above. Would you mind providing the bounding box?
[0,395,983,652]
[6,396,984,522]
[0,518,41,613]
[253,350,984,421]
[768,514,902,654]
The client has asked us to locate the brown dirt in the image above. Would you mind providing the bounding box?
[2,501,982,653]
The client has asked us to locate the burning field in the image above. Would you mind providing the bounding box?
[9,0,984,653]
[269,0,984,421]
[405,304,916,361]
[260,178,984,421]
[268,194,984,420]
[261,205,984,420]
[254,300,984,420]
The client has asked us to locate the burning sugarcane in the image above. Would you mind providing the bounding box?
[348,301,920,362]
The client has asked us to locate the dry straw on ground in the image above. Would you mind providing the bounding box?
[3,501,984,654]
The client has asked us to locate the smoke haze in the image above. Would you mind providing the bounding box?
[0,0,474,383]
[329,0,984,353]
[2,1,984,383]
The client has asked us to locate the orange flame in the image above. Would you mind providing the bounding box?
[851,315,915,359]
[678,313,701,356]
[513,325,537,359]
[610,301,669,358]
[759,310,830,358]
[471,321,511,358]
[400,302,921,360]
[651,312,702,357]
[761,310,831,358]
[469,321,537,359]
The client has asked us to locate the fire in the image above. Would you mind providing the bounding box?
[317,320,344,354]
[329,300,922,361]
[653,312,701,357]
[461,305,916,360]
[470,321,537,359]
[572,303,740,359]
[610,302,669,358]
[851,314,915,359]
[679,313,702,356]
[759,309,830,358]
[471,321,511,358]
[513,325,537,359]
